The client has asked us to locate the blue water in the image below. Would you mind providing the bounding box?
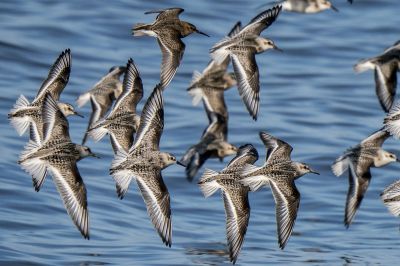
[1,0,400,265]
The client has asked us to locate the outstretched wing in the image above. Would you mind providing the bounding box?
[146,7,184,22]
[34,49,71,103]
[240,5,282,36]
[135,171,172,247]
[259,132,293,165]
[131,84,164,151]
[231,50,260,120]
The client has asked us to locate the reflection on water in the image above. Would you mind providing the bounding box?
[1,0,400,265]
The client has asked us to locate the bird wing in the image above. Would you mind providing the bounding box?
[374,60,398,112]
[240,5,282,36]
[344,158,372,227]
[110,58,143,116]
[49,160,89,239]
[146,7,184,22]
[42,93,71,143]
[231,50,260,120]
[82,95,103,145]
[156,30,185,89]
[135,170,172,247]
[34,49,71,103]
[360,128,390,148]
[131,84,164,152]
[221,185,250,264]
[259,132,293,165]
[269,178,300,249]
[227,144,259,168]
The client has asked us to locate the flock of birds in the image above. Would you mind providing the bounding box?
[7,0,400,264]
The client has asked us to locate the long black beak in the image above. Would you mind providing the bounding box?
[331,4,339,12]
[196,29,210,37]
[74,111,84,118]
[310,169,320,175]
[176,160,186,167]
[90,152,101,159]
[273,44,283,52]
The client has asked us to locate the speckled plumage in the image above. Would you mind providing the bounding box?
[88,59,143,153]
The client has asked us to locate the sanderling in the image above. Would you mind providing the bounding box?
[332,129,399,227]
[198,144,259,264]
[210,5,282,120]
[354,40,400,112]
[76,65,125,145]
[132,7,209,88]
[240,132,318,249]
[87,59,143,153]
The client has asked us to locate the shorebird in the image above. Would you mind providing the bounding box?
[332,129,399,228]
[210,5,282,120]
[187,21,241,108]
[132,7,209,89]
[76,65,126,145]
[18,93,97,239]
[240,132,318,249]
[109,84,180,247]
[198,144,259,264]
[87,59,143,154]
[383,102,400,138]
[381,179,400,219]
[180,112,237,181]
[354,40,400,112]
[8,49,81,141]
[281,0,339,13]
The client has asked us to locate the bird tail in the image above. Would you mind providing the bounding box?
[331,155,349,177]
[132,23,152,36]
[8,94,32,136]
[353,59,375,73]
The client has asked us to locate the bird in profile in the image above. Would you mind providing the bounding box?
[87,59,143,154]
[110,84,180,247]
[210,5,282,120]
[240,132,319,249]
[381,179,400,219]
[281,0,339,13]
[354,40,400,112]
[198,144,259,264]
[8,49,82,141]
[332,129,399,228]
[132,7,209,89]
[76,65,126,145]
[18,93,98,239]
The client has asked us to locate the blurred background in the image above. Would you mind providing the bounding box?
[0,0,399,265]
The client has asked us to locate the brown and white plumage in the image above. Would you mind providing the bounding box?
[210,6,282,120]
[18,93,96,239]
[198,144,258,264]
[110,84,176,247]
[332,129,398,228]
[132,7,209,89]
[381,179,400,218]
[240,132,318,249]
[88,59,143,154]
[8,49,72,141]
[354,40,400,112]
[77,65,125,145]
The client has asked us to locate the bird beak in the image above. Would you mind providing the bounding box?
[90,152,101,159]
[196,29,210,37]
[74,111,84,118]
[273,44,283,52]
[330,4,339,12]
[310,169,320,175]
[176,160,186,167]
